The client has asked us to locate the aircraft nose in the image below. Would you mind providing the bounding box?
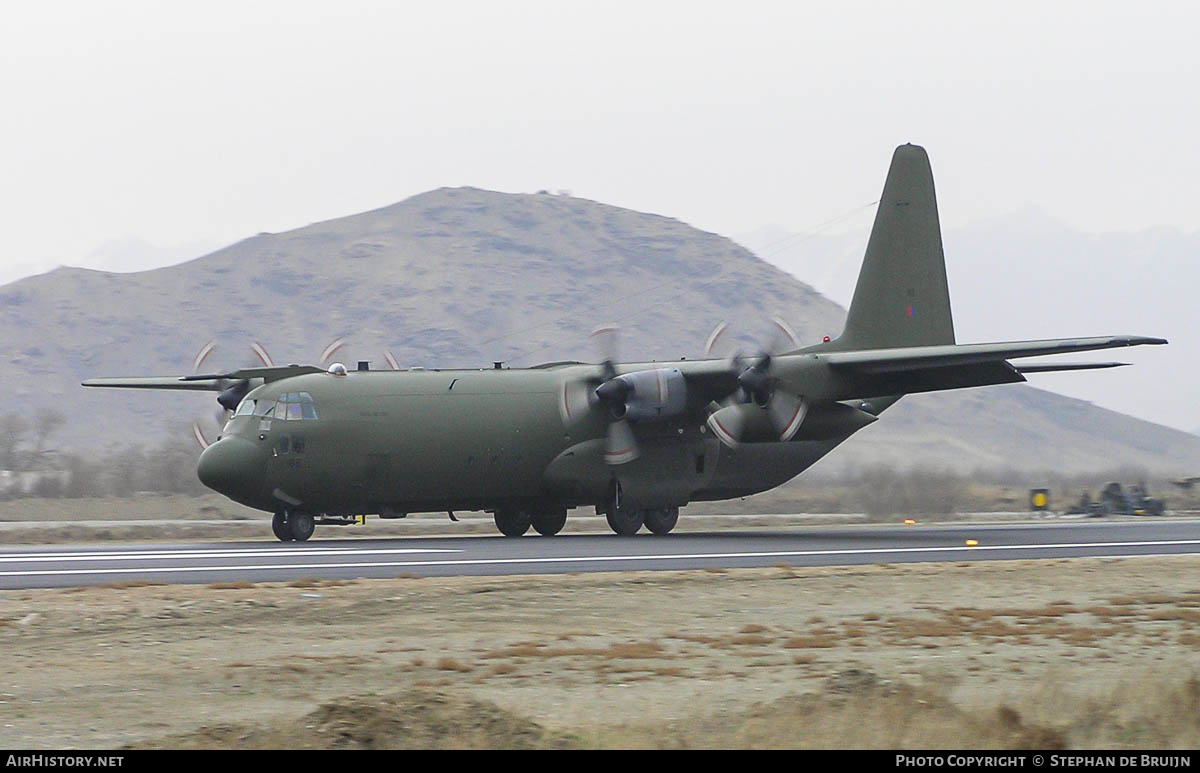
[197,437,265,501]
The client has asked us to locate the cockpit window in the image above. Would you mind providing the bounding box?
[254,400,276,417]
[235,399,256,417]
[272,392,317,421]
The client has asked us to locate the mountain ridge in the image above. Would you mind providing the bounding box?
[3,187,1197,474]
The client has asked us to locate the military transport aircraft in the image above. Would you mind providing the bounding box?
[83,145,1166,541]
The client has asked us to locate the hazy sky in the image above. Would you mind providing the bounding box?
[3,0,1198,286]
[3,0,1199,434]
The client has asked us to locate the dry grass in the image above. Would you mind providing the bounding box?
[729,634,774,646]
[436,658,473,673]
[782,635,838,649]
[5,558,1200,749]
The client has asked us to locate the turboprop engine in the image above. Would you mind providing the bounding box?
[594,367,688,421]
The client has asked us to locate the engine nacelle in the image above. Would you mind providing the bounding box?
[604,367,687,421]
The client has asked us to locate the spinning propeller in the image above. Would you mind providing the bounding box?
[189,337,404,449]
[557,326,646,465]
[590,326,641,465]
[703,317,809,449]
[190,340,273,450]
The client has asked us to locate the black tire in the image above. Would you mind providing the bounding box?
[288,511,315,542]
[607,506,643,536]
[531,508,567,536]
[272,512,292,542]
[494,508,532,537]
[644,507,679,535]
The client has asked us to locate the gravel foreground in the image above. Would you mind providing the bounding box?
[2,556,1199,749]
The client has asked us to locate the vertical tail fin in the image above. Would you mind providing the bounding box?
[828,144,955,352]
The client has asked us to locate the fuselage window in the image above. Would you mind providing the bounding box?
[278,435,290,455]
[235,399,256,417]
[292,436,305,454]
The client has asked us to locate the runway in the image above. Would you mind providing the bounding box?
[2,519,1199,589]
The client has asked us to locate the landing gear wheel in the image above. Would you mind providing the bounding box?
[272,512,292,542]
[531,508,567,536]
[288,511,315,542]
[606,506,643,536]
[644,507,679,535]
[494,508,532,537]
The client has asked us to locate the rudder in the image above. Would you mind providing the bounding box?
[828,144,955,351]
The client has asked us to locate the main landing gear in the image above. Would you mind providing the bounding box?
[605,505,679,535]
[604,482,679,535]
[493,507,569,537]
[272,510,315,542]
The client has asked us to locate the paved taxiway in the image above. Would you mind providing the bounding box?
[2,519,1199,589]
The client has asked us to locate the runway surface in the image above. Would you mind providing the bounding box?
[2,519,1200,589]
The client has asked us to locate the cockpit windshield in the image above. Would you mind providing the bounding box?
[233,393,317,420]
[273,392,318,421]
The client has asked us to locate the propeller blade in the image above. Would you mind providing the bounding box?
[192,420,212,450]
[558,379,594,427]
[384,350,401,371]
[769,316,801,353]
[704,320,730,358]
[767,390,808,442]
[706,404,748,449]
[193,340,216,373]
[320,337,347,365]
[251,341,274,368]
[604,419,640,465]
[591,325,619,381]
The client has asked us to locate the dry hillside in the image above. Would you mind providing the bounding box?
[1,187,1196,473]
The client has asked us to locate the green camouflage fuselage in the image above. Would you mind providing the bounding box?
[202,363,853,516]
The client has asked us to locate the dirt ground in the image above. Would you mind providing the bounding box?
[1,556,1198,749]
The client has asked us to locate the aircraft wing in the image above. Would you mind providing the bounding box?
[82,377,226,391]
[815,335,1166,373]
[182,365,325,382]
[757,335,1167,402]
[83,364,325,391]
[1011,361,1128,374]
